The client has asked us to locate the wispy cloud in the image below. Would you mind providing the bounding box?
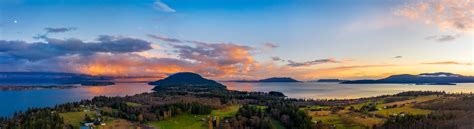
[44,27,77,33]
[154,0,176,13]
[287,59,339,67]
[425,34,460,42]
[34,27,77,40]
[321,64,397,71]
[393,56,403,59]
[270,56,284,62]
[147,34,183,43]
[422,61,472,65]
[263,43,278,49]
[394,0,473,32]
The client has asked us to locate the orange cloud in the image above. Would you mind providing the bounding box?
[422,61,472,65]
[395,0,473,32]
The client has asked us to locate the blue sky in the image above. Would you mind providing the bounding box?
[0,0,472,79]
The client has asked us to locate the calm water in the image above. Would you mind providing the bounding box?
[1,82,474,117]
[0,83,154,117]
[222,82,474,99]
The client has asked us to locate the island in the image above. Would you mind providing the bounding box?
[0,72,112,86]
[0,85,77,91]
[148,72,227,90]
[80,81,115,86]
[341,72,474,85]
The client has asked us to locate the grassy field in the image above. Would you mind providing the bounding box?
[210,105,240,118]
[149,105,242,129]
[312,114,363,129]
[125,102,142,107]
[270,118,286,129]
[100,119,149,129]
[378,95,439,108]
[372,105,431,117]
[148,113,207,129]
[340,113,384,127]
[372,95,435,117]
[59,111,96,128]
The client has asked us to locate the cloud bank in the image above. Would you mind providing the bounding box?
[0,35,153,61]
[395,0,473,32]
[0,34,261,77]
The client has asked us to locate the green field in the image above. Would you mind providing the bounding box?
[148,105,242,129]
[59,111,96,128]
[125,102,142,107]
[372,105,431,117]
[148,113,207,129]
[270,118,286,129]
[211,105,240,118]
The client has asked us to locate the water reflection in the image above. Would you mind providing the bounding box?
[1,82,474,117]
[222,82,474,99]
[0,83,153,117]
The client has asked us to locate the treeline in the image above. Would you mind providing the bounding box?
[0,108,68,129]
[219,105,275,129]
[377,94,474,129]
[377,114,457,129]
[93,96,213,122]
[394,91,445,97]
[266,102,314,129]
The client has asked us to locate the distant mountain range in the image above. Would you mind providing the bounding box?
[341,72,474,85]
[148,72,226,90]
[0,72,112,86]
[226,77,300,83]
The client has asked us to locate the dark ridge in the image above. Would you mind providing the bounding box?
[341,72,474,85]
[258,77,300,82]
[148,72,226,90]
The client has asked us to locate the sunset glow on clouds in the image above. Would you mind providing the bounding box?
[0,0,472,80]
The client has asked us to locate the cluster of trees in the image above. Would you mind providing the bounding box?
[218,105,274,129]
[356,103,378,113]
[377,114,457,129]
[394,91,446,97]
[377,94,474,129]
[0,108,68,129]
[266,102,314,129]
[96,99,213,122]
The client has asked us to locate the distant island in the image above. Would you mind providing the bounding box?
[0,85,78,91]
[0,72,112,86]
[226,77,300,83]
[316,79,349,82]
[148,72,227,90]
[342,72,474,85]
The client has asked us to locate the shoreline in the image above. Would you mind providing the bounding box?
[0,85,79,91]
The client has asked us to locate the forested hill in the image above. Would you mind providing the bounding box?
[148,72,226,90]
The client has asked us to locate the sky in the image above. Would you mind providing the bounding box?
[0,0,472,80]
